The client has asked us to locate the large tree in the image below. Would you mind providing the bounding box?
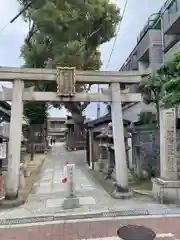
[18,0,120,125]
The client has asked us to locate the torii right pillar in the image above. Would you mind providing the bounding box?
[110,83,132,198]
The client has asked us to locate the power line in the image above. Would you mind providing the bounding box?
[0,23,10,34]
[97,1,129,118]
[0,0,33,35]
[105,0,129,69]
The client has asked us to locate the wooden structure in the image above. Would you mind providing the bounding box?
[0,66,150,201]
[48,117,66,142]
[65,115,86,151]
[86,114,131,173]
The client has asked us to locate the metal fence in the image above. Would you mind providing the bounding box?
[131,127,160,177]
[131,127,180,178]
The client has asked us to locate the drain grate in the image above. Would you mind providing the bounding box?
[0,216,54,225]
[148,207,180,215]
[102,209,150,217]
[117,225,156,240]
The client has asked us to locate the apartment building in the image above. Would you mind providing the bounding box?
[120,0,180,72]
[162,0,180,60]
[120,0,180,123]
[120,13,163,72]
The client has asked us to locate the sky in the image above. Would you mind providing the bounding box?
[0,0,166,119]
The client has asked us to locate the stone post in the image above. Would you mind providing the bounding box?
[160,108,177,180]
[88,129,93,169]
[110,83,132,198]
[62,164,79,209]
[152,108,180,203]
[66,164,75,197]
[3,80,24,204]
[128,135,133,169]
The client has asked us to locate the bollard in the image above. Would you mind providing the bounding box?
[62,163,80,209]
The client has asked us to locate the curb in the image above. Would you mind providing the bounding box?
[0,208,180,226]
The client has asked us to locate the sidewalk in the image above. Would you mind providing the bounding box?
[0,216,180,239]
[0,143,180,222]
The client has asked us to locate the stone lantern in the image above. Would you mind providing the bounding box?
[96,128,109,171]
[106,122,115,179]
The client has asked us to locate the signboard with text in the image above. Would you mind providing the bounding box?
[56,67,76,96]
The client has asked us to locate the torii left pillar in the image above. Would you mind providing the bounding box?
[110,82,132,199]
[0,79,24,207]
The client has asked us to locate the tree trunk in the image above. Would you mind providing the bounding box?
[71,111,86,150]
[71,112,85,125]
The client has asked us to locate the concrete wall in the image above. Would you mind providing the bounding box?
[149,30,163,70]
[165,39,180,60]
[137,29,162,65]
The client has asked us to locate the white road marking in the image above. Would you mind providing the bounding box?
[82,238,119,240]
[156,233,174,237]
[83,234,174,240]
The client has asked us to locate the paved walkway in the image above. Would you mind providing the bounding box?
[0,216,180,239]
[0,143,179,221]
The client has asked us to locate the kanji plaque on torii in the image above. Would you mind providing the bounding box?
[56,67,76,96]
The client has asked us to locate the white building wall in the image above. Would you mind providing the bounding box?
[122,102,156,123]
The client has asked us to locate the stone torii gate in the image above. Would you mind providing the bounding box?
[0,67,149,205]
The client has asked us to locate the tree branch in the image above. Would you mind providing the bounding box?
[86,23,103,40]
[25,22,36,47]
[81,102,90,111]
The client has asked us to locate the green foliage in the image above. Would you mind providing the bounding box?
[158,51,180,107]
[138,111,157,126]
[139,50,180,112]
[139,73,166,105]
[24,102,49,124]
[158,50,180,78]
[18,0,121,123]
[139,73,167,125]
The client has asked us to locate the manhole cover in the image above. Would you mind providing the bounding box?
[117,225,156,240]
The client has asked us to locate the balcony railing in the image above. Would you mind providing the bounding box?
[137,13,161,43]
